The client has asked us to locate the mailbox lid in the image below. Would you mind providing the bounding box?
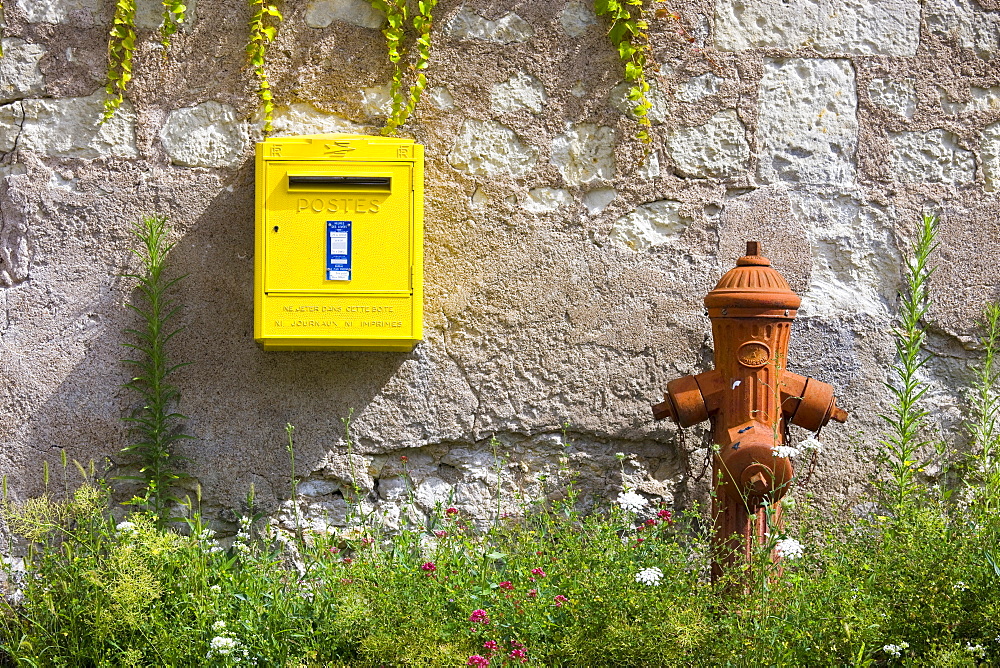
[263,160,413,294]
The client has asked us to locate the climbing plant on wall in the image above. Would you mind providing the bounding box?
[367,0,438,136]
[104,0,137,120]
[247,0,283,133]
[595,0,657,143]
[159,0,188,50]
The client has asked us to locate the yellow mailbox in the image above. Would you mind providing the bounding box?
[254,133,424,351]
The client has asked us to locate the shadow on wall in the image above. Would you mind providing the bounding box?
[22,159,409,515]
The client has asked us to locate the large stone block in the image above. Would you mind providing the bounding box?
[551,123,616,185]
[559,1,596,38]
[20,91,138,159]
[757,58,857,186]
[492,72,547,115]
[792,192,900,318]
[868,78,917,119]
[444,7,534,44]
[941,86,1000,114]
[270,103,361,137]
[0,104,23,154]
[0,40,46,104]
[448,119,537,177]
[305,0,384,29]
[606,200,690,252]
[525,187,572,213]
[136,0,199,30]
[925,0,1000,60]
[888,129,975,183]
[981,122,1000,192]
[160,101,249,168]
[666,109,749,179]
[16,0,101,23]
[714,0,919,56]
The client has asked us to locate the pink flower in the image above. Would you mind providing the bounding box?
[645,518,656,526]
[434,530,447,538]
[342,557,353,565]
[400,455,408,463]
[469,609,489,624]
[509,648,528,662]
[527,588,538,597]
[498,581,514,591]
[467,655,489,667]
[446,507,459,516]
[554,594,568,607]
[483,640,499,651]
[531,568,546,577]
[421,561,436,572]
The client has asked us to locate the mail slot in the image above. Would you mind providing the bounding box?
[254,134,424,351]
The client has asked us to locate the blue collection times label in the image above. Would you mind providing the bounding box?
[326,220,351,281]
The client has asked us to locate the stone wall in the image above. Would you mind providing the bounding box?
[1,0,999,532]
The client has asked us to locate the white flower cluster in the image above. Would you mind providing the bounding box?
[966,643,986,659]
[195,527,216,542]
[116,521,137,534]
[207,621,256,664]
[774,538,804,560]
[772,445,799,458]
[953,580,969,591]
[635,567,663,586]
[617,491,647,513]
[882,642,908,658]
[799,436,824,453]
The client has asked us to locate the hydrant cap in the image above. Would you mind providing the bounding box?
[704,241,802,311]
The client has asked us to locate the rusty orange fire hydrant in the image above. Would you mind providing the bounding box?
[653,241,848,579]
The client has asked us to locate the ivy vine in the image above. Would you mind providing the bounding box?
[104,0,137,121]
[595,0,657,144]
[247,0,283,134]
[160,0,188,50]
[368,0,438,136]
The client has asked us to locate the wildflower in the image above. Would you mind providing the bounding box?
[342,557,353,565]
[210,585,222,594]
[195,527,216,541]
[446,507,459,516]
[775,538,804,559]
[467,656,489,667]
[772,444,800,458]
[883,644,904,658]
[657,509,673,522]
[645,518,656,526]
[483,640,499,651]
[617,490,647,513]
[553,594,568,606]
[208,635,240,656]
[434,529,447,538]
[212,620,227,632]
[116,520,136,533]
[531,567,546,577]
[499,581,514,590]
[953,580,969,591]
[421,562,436,572]
[510,648,528,662]
[966,643,986,659]
[528,588,538,597]
[615,452,626,461]
[635,566,664,586]
[799,436,824,453]
[469,609,489,624]
[208,544,224,554]
[400,455,408,463]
